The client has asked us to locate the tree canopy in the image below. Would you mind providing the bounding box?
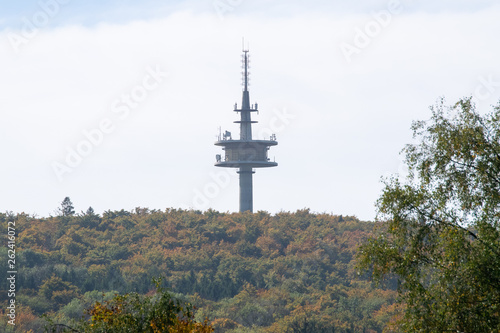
[60,197,75,217]
[45,280,214,333]
[0,209,397,332]
[358,97,500,332]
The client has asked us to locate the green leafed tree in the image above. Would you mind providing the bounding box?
[60,197,75,216]
[45,280,213,333]
[358,97,500,332]
[39,275,81,310]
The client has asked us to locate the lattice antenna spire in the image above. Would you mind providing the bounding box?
[242,38,250,92]
[242,50,250,92]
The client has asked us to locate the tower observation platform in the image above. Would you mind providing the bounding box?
[214,49,278,213]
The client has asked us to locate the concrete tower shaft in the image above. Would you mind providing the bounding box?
[238,166,254,212]
[214,48,278,213]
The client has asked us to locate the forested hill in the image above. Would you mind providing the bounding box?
[0,208,398,332]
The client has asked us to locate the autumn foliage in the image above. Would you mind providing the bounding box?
[0,209,397,332]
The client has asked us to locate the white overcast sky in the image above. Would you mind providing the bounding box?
[1,0,500,220]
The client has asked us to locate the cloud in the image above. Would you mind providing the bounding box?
[1,4,500,219]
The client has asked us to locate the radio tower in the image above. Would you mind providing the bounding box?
[214,47,278,212]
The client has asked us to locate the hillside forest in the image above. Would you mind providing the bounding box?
[0,206,398,332]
